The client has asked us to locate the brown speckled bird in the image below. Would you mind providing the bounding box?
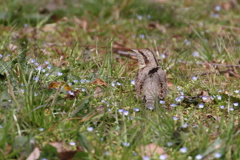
[132,49,167,110]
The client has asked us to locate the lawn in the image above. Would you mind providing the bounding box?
[0,0,239,159]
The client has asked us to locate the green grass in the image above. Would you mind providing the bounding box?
[0,0,240,159]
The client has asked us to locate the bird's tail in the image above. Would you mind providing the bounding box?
[145,96,156,110]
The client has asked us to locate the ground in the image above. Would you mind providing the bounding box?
[0,0,239,159]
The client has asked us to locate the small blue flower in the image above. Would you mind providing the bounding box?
[122,142,130,147]
[0,54,2,58]
[172,116,178,121]
[192,51,199,57]
[217,95,222,100]
[159,155,167,160]
[57,72,63,76]
[179,147,187,153]
[87,127,94,132]
[214,153,222,158]
[233,103,239,106]
[81,88,86,92]
[123,110,129,116]
[47,65,52,70]
[68,91,74,96]
[161,54,166,59]
[36,66,42,71]
[44,61,49,65]
[139,34,145,39]
[202,96,208,101]
[147,106,154,110]
[167,142,173,147]
[116,82,121,86]
[184,39,191,46]
[175,97,182,102]
[111,82,115,87]
[182,123,188,128]
[219,105,224,109]
[69,141,76,146]
[34,77,39,82]
[118,109,124,113]
[38,128,44,131]
[159,100,166,104]
[73,80,78,83]
[215,5,221,11]
[137,15,143,20]
[195,154,203,160]
[131,79,135,85]
[198,104,204,109]
[192,76,198,81]
[133,108,140,112]
[142,156,150,160]
[229,107,234,111]
[234,90,239,94]
[170,104,177,107]
[105,151,110,155]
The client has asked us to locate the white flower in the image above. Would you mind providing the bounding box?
[81,88,86,92]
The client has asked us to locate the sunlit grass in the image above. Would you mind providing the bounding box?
[0,0,239,159]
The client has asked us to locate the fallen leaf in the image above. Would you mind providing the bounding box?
[200,91,212,103]
[140,143,167,157]
[26,147,41,160]
[49,81,72,91]
[8,44,18,52]
[94,86,103,98]
[93,78,107,86]
[50,142,82,160]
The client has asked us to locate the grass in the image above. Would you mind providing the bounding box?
[0,0,240,159]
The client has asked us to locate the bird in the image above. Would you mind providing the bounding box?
[132,48,167,110]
